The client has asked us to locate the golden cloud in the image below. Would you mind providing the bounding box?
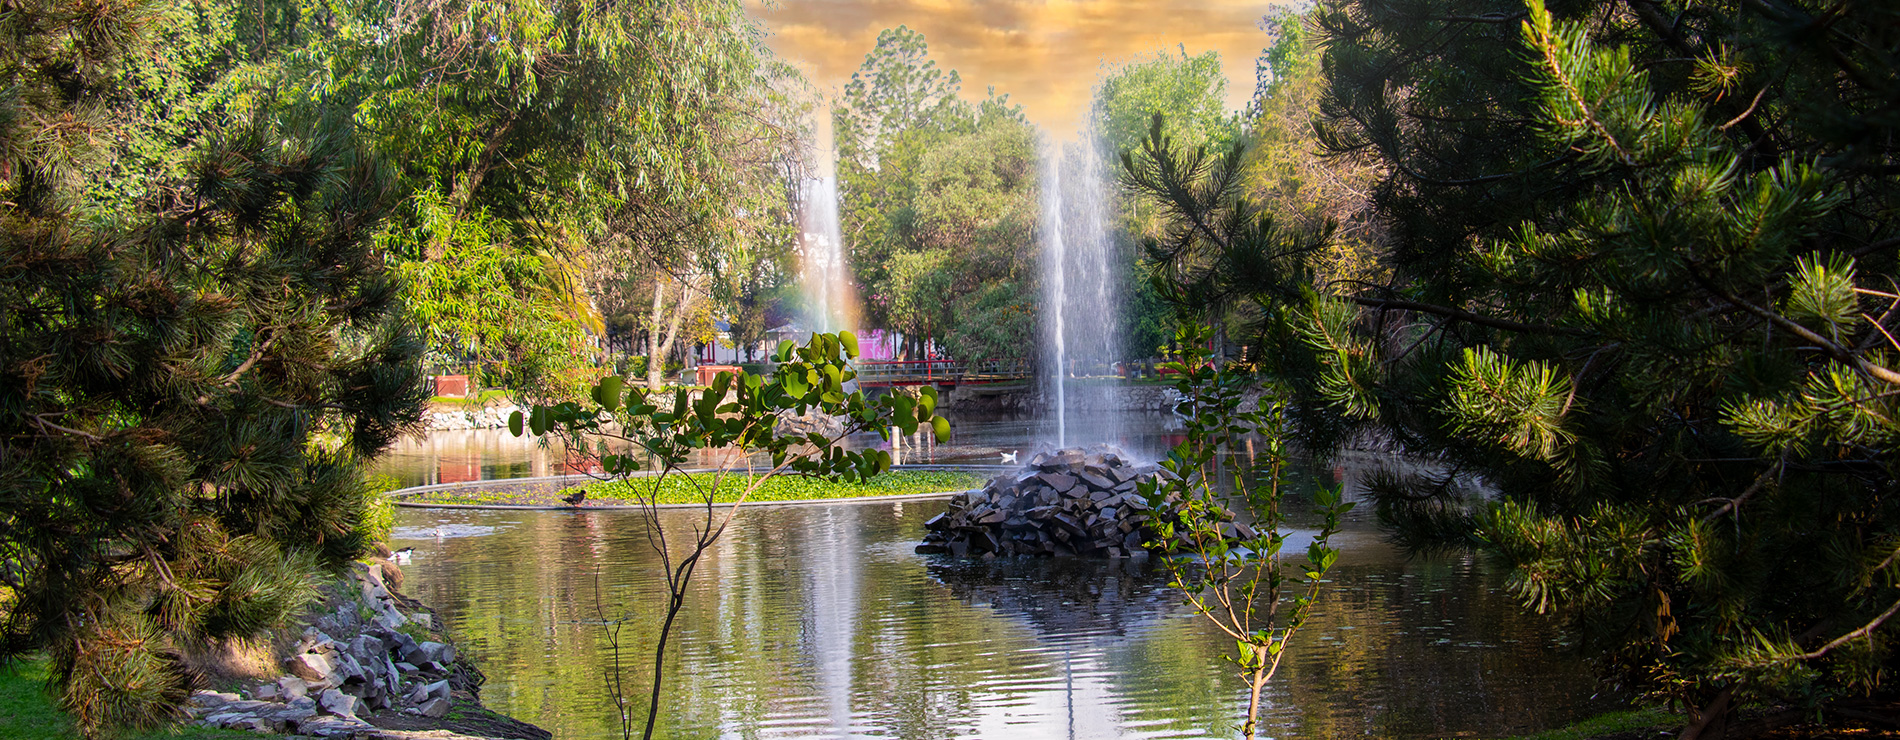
[746,0,1291,135]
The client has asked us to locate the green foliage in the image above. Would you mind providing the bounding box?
[0,2,427,733]
[1094,50,1239,171]
[273,0,804,395]
[1129,0,1900,728]
[357,475,404,546]
[1140,323,1353,740]
[834,28,1038,360]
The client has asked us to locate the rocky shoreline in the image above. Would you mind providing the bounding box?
[185,561,549,740]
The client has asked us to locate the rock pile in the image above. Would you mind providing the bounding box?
[424,405,523,431]
[185,562,532,738]
[916,445,1182,558]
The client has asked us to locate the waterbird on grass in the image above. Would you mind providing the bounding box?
[562,489,587,507]
[1000,450,1018,464]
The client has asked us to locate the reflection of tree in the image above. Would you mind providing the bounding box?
[398,507,1611,740]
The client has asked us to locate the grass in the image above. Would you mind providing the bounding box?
[0,656,255,740]
[427,389,513,408]
[1502,708,1679,740]
[406,469,987,507]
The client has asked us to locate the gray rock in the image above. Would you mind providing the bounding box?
[277,676,309,701]
[288,653,334,682]
[188,690,240,707]
[418,696,452,718]
[419,640,454,665]
[1036,472,1078,492]
[423,679,452,702]
[319,687,358,718]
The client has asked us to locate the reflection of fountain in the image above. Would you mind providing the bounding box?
[804,505,861,733]
[925,555,1175,739]
[1039,132,1121,449]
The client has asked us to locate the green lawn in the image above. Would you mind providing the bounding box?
[428,389,514,407]
[406,469,986,507]
[0,657,254,740]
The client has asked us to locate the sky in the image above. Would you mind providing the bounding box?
[743,0,1291,137]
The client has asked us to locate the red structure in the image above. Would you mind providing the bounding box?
[432,374,470,398]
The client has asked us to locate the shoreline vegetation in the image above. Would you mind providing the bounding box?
[399,470,988,508]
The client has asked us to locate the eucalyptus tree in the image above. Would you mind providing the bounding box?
[1125,0,1900,732]
[1,0,425,733]
[293,0,795,395]
[834,28,1040,360]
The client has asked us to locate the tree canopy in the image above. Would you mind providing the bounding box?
[1,0,425,731]
[1125,0,1900,731]
[834,29,1038,361]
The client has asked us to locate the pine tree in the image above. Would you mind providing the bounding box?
[1125,0,1900,733]
[0,0,425,732]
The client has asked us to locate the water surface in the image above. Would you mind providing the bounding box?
[392,500,1609,739]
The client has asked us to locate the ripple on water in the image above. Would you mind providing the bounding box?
[391,502,1615,740]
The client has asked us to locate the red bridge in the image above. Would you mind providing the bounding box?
[854,358,1032,388]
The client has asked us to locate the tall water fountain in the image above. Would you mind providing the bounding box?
[799,176,856,334]
[1039,132,1122,448]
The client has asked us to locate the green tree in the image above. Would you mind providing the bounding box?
[0,1,426,733]
[1092,50,1244,363]
[1128,0,1900,733]
[835,28,1038,361]
[285,0,795,395]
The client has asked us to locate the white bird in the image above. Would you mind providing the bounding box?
[391,547,414,565]
[1000,450,1018,464]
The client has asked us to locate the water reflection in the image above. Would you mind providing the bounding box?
[393,501,1610,739]
[374,411,1185,487]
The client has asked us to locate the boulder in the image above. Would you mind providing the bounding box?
[288,653,335,683]
[418,697,452,718]
[318,688,358,718]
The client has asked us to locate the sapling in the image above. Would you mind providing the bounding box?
[1142,323,1354,740]
[514,331,949,740]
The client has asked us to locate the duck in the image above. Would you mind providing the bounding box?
[391,547,414,565]
[562,489,587,507]
[1000,450,1018,464]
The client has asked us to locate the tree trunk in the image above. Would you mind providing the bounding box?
[1680,687,1733,740]
[646,276,696,390]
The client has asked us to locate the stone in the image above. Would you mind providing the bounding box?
[288,653,335,683]
[1036,472,1078,492]
[254,683,278,701]
[189,690,240,707]
[1077,471,1115,490]
[418,697,452,718]
[319,688,358,718]
[277,676,309,701]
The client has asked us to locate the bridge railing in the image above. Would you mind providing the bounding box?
[854,358,1031,386]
